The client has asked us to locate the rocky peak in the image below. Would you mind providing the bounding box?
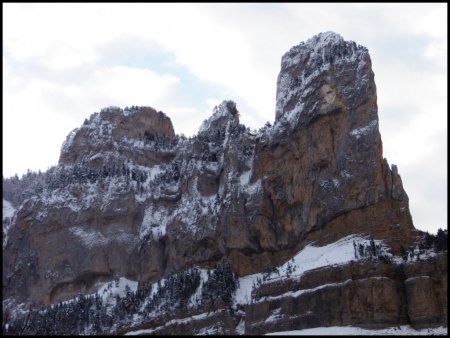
[275,31,372,126]
[199,100,240,134]
[59,106,175,168]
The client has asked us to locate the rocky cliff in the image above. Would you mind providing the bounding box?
[2,32,447,335]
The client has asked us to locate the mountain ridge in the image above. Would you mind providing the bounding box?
[2,32,447,335]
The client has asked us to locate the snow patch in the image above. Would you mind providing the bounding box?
[235,318,245,335]
[235,273,259,305]
[69,227,107,248]
[340,169,352,178]
[405,276,430,283]
[244,179,262,195]
[125,310,224,335]
[405,246,438,263]
[188,269,209,307]
[350,120,378,139]
[265,308,282,323]
[94,277,138,305]
[3,199,15,246]
[257,279,353,304]
[140,206,169,240]
[3,199,15,220]
[332,178,340,188]
[61,128,78,153]
[279,235,378,279]
[239,169,252,186]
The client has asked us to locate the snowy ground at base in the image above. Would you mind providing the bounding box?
[266,325,448,336]
[234,234,389,305]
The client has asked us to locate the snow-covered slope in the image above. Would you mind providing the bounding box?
[234,234,393,305]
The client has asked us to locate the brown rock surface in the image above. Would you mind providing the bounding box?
[245,254,447,334]
[404,253,448,327]
[405,276,441,327]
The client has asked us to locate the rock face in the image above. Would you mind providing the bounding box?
[245,253,448,334]
[229,32,413,274]
[404,254,448,327]
[3,32,446,334]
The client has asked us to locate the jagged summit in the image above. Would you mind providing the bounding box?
[59,105,175,168]
[199,100,240,133]
[308,30,344,42]
[276,32,371,124]
[280,31,367,70]
[302,31,347,51]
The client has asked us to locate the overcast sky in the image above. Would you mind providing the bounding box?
[3,3,447,233]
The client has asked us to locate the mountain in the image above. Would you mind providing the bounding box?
[2,32,447,335]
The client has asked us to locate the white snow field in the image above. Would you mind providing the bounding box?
[266,325,447,336]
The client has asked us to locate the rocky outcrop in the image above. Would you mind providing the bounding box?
[227,32,414,275]
[245,254,447,334]
[59,106,175,169]
[3,32,441,334]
